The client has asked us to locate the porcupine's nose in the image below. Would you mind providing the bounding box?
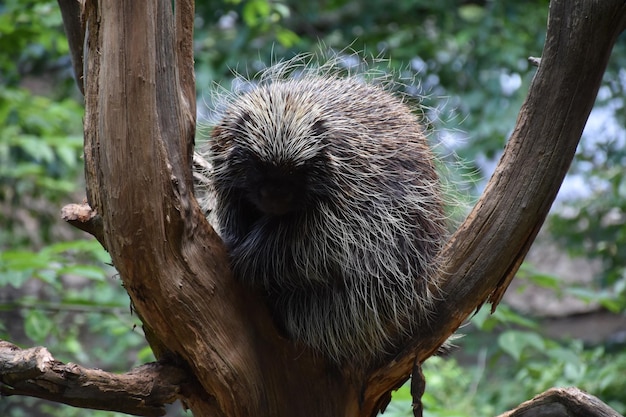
[255,181,295,215]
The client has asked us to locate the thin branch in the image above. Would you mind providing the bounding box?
[0,300,128,314]
[496,387,622,417]
[0,341,187,417]
[57,0,85,94]
[175,0,196,152]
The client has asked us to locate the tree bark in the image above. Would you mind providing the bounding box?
[497,387,623,417]
[19,0,626,416]
[0,341,186,416]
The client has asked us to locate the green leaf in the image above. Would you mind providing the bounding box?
[137,345,157,363]
[0,269,31,287]
[57,264,106,281]
[1,250,51,271]
[458,4,485,22]
[17,135,56,162]
[498,330,545,361]
[492,305,538,329]
[35,269,58,286]
[242,0,271,26]
[527,273,561,290]
[24,309,55,343]
[275,28,300,48]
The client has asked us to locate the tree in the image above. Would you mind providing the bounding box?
[1,0,625,416]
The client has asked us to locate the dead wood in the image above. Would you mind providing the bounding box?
[0,340,186,416]
[497,387,623,417]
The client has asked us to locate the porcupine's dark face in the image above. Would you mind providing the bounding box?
[240,157,307,216]
[213,105,332,228]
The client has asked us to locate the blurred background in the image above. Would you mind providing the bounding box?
[1,0,625,415]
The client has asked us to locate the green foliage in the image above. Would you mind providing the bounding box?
[194,0,550,174]
[550,148,626,288]
[0,2,152,415]
[548,94,626,313]
[384,304,626,417]
[0,0,72,89]
[0,87,83,196]
[0,241,151,416]
[0,0,84,249]
[0,242,152,414]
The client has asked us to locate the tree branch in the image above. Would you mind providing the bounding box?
[363,0,626,413]
[0,341,187,417]
[61,202,105,248]
[81,2,274,415]
[57,0,85,94]
[497,387,622,417]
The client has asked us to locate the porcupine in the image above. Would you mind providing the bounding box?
[197,59,447,366]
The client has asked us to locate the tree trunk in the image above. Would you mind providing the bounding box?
[2,0,624,416]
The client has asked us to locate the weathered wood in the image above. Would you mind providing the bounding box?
[0,341,185,416]
[497,387,623,417]
[61,203,105,247]
[81,2,264,415]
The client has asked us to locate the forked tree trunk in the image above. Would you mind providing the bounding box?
[3,0,625,416]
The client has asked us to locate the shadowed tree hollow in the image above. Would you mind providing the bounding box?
[1,0,626,416]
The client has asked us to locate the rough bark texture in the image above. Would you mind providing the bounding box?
[497,387,623,417]
[0,341,186,416]
[4,0,623,416]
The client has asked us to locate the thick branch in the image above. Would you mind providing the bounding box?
[364,0,626,412]
[81,1,279,415]
[0,341,186,417]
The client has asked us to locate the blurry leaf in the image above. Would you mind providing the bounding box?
[54,141,81,168]
[57,264,106,281]
[498,330,545,361]
[36,269,58,286]
[242,0,271,26]
[43,240,99,255]
[276,28,300,48]
[469,305,495,331]
[492,304,538,329]
[63,337,83,356]
[24,309,55,343]
[137,344,156,363]
[545,346,581,364]
[0,269,31,287]
[1,250,51,271]
[527,273,561,290]
[458,5,485,22]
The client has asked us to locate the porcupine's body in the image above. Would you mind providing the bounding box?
[199,63,447,366]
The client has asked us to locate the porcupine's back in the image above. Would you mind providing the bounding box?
[201,67,447,366]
